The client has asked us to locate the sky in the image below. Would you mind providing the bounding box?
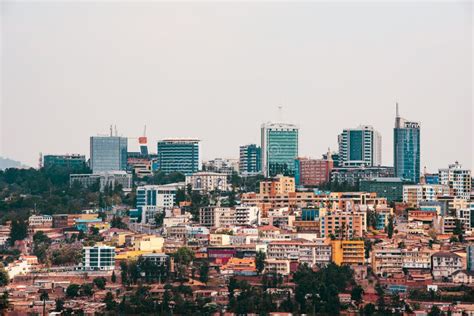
[1,1,472,171]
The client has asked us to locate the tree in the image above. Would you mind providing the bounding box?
[9,219,27,246]
[174,247,195,266]
[387,215,394,239]
[0,292,9,311]
[103,292,117,311]
[0,265,9,286]
[154,212,165,228]
[32,231,52,264]
[199,262,209,284]
[428,305,442,316]
[351,285,364,304]
[66,284,80,298]
[93,277,106,290]
[111,216,127,229]
[55,298,64,312]
[111,271,117,283]
[256,250,266,275]
[363,303,376,316]
[80,283,94,296]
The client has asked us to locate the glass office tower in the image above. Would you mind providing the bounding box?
[338,125,381,167]
[394,105,420,183]
[157,139,200,175]
[261,122,299,177]
[90,136,128,173]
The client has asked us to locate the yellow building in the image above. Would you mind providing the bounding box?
[260,175,295,195]
[209,233,231,246]
[331,240,365,266]
[132,235,164,252]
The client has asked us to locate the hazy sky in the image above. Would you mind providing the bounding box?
[1,1,472,171]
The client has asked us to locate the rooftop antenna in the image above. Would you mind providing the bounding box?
[110,125,113,137]
[278,106,283,122]
[114,125,118,136]
[396,102,400,118]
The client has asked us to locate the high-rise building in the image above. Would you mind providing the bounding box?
[294,157,333,187]
[338,125,381,167]
[157,139,200,175]
[261,122,299,177]
[43,154,86,170]
[90,136,128,173]
[394,104,420,183]
[439,162,472,199]
[239,144,262,176]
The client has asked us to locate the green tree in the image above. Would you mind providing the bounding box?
[66,284,80,298]
[111,271,117,283]
[32,231,52,264]
[93,277,106,290]
[428,305,442,316]
[55,298,64,312]
[387,215,394,239]
[351,285,364,304]
[255,250,266,275]
[80,283,94,296]
[363,303,376,316]
[199,262,209,284]
[0,265,9,286]
[103,292,117,311]
[9,219,28,245]
[0,292,9,311]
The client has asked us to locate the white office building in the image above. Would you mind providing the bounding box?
[439,162,472,199]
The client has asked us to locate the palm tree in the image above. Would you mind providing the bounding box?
[39,290,49,316]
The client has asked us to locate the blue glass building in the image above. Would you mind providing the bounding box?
[261,122,299,177]
[394,105,420,183]
[239,144,262,175]
[90,136,128,173]
[157,139,200,175]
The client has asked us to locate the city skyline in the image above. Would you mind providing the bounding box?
[1,2,472,170]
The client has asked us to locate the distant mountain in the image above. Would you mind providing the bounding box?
[0,157,23,170]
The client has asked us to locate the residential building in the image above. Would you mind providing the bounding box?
[338,125,381,167]
[70,171,132,191]
[157,139,200,175]
[320,212,365,239]
[235,206,261,226]
[264,259,291,275]
[202,158,238,175]
[403,184,449,207]
[330,166,394,187]
[360,177,404,202]
[402,247,433,270]
[260,175,295,195]
[82,246,116,271]
[90,135,128,173]
[394,105,421,183]
[239,144,262,176]
[294,157,333,186]
[42,154,86,170]
[331,240,365,265]
[372,244,403,277]
[261,122,299,177]
[267,239,331,266]
[185,172,228,192]
[141,253,169,267]
[432,252,463,280]
[28,215,53,228]
[439,162,472,199]
[199,207,236,228]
